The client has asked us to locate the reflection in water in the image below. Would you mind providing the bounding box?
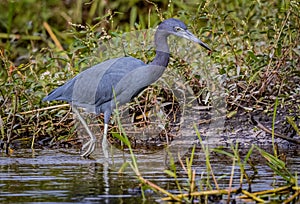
[0,147,299,203]
[0,149,155,203]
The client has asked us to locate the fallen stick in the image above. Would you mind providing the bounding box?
[250,115,300,145]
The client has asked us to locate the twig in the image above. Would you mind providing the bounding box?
[282,190,300,204]
[0,33,43,40]
[239,185,291,198]
[241,190,265,203]
[178,153,187,174]
[137,174,182,202]
[161,188,239,201]
[227,157,236,203]
[19,104,70,115]
[43,21,64,51]
[7,88,18,154]
[190,169,196,195]
[250,116,300,145]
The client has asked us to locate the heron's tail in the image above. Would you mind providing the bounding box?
[42,84,72,102]
[43,88,62,102]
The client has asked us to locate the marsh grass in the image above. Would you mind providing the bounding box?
[1,0,298,147]
[113,117,299,202]
[0,0,299,202]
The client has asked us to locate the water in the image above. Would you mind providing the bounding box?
[0,149,155,203]
[0,147,299,203]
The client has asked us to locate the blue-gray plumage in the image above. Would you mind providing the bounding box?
[43,18,211,158]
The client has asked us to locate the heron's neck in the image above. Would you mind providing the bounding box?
[150,30,170,67]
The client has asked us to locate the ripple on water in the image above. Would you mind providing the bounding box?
[0,148,299,203]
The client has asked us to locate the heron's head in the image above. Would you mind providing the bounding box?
[158,18,211,51]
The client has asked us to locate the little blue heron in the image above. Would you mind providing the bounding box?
[43,18,211,158]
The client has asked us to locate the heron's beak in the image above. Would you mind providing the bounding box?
[184,30,211,52]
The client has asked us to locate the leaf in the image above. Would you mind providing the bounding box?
[286,116,300,136]
[213,148,235,158]
[111,132,130,146]
[256,146,295,184]
[118,162,130,174]
[164,170,177,178]
[244,145,254,164]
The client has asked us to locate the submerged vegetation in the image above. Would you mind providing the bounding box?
[0,0,299,202]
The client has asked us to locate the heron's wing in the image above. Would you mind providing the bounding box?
[113,64,166,105]
[43,56,146,113]
[67,57,146,111]
[43,57,121,103]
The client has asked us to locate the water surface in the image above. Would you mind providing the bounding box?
[0,147,299,203]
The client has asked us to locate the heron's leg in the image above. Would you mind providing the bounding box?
[102,123,109,159]
[72,107,96,157]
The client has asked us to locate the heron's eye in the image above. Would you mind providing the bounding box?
[174,26,183,32]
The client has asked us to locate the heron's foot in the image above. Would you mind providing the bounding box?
[81,138,96,158]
